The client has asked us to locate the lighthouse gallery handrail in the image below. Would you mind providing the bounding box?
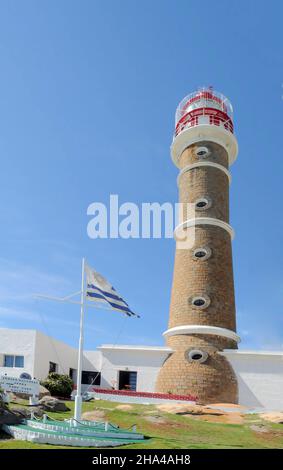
[175,107,234,137]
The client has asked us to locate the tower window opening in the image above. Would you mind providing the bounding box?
[191,295,211,309]
[193,247,211,261]
[195,197,212,211]
[196,146,210,158]
[186,349,208,364]
[191,353,202,360]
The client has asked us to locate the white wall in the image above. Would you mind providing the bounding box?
[33,330,78,380]
[223,350,283,410]
[0,328,36,378]
[98,346,171,392]
[83,350,102,372]
[100,346,283,409]
[1,328,283,410]
[0,328,102,383]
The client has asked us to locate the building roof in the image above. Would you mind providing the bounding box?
[222,349,283,357]
[98,344,173,353]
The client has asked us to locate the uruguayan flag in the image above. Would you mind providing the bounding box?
[85,264,139,318]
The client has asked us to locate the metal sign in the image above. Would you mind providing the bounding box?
[0,375,40,396]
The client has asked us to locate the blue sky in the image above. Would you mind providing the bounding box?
[0,0,282,351]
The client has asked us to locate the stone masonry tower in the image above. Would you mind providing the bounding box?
[156,88,240,403]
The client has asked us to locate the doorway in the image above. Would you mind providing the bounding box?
[118,371,137,391]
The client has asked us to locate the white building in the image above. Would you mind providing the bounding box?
[0,327,282,410]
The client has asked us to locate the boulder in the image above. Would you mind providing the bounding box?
[6,392,30,404]
[11,392,31,401]
[82,410,105,422]
[0,408,22,425]
[6,392,17,402]
[1,397,15,424]
[38,396,70,412]
[115,404,133,411]
[260,412,283,424]
[11,407,44,419]
[39,385,51,399]
[155,403,245,424]
[0,401,44,425]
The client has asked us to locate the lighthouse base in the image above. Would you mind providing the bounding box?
[155,335,238,404]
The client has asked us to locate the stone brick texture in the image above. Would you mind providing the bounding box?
[156,335,238,403]
[155,141,238,404]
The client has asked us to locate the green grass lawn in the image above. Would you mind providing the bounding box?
[0,400,282,449]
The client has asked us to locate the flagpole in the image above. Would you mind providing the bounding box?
[74,257,86,424]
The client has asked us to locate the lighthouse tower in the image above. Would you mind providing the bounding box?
[156,88,240,403]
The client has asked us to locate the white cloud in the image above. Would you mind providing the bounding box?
[0,258,73,303]
[239,329,250,337]
[0,305,40,322]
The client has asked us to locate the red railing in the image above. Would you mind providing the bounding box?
[175,107,233,137]
[92,387,197,402]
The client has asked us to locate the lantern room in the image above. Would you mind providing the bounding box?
[175,88,234,137]
[171,87,238,167]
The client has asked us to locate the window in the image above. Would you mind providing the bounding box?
[191,352,203,360]
[4,355,14,367]
[195,146,210,158]
[196,200,207,208]
[81,371,101,386]
[195,197,212,211]
[190,295,211,309]
[192,247,212,261]
[49,361,58,373]
[15,356,24,368]
[186,349,208,364]
[118,371,137,391]
[69,368,77,382]
[4,355,24,368]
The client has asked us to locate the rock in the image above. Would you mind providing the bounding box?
[260,412,283,424]
[6,392,29,404]
[6,392,17,402]
[0,400,45,425]
[38,396,70,412]
[39,386,51,399]
[0,408,22,425]
[12,392,32,401]
[11,407,44,419]
[0,396,16,424]
[115,404,133,411]
[155,403,245,424]
[81,410,106,422]
[156,403,217,415]
[207,402,247,409]
[156,402,242,416]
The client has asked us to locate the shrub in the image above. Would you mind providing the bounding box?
[41,373,73,398]
[0,386,8,409]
